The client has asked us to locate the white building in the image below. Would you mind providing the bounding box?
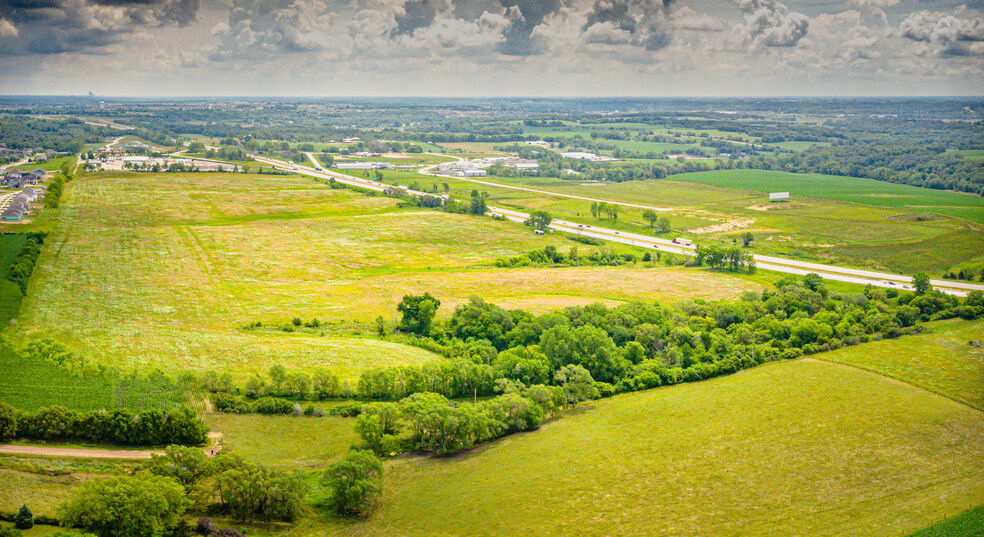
[560,152,621,162]
[525,140,550,147]
[769,192,790,202]
[123,156,150,163]
[336,161,392,170]
[462,168,487,177]
[561,151,597,160]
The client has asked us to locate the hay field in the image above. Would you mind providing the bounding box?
[11,171,760,379]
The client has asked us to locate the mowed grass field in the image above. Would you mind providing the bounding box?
[11,171,761,379]
[676,169,984,223]
[206,414,358,470]
[299,358,984,537]
[818,318,984,410]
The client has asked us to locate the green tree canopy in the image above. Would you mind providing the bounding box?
[58,473,190,537]
[323,450,384,518]
[397,293,441,336]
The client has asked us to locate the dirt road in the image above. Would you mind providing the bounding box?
[0,444,162,459]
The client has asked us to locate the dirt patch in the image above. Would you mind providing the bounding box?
[690,218,755,235]
[748,203,799,211]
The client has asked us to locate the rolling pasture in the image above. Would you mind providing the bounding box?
[818,318,984,410]
[303,358,984,537]
[10,171,761,379]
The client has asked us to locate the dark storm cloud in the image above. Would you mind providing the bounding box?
[0,0,202,56]
[495,0,564,55]
[581,0,677,51]
[392,0,440,36]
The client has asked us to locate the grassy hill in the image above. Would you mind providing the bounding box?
[298,358,984,537]
[818,318,984,410]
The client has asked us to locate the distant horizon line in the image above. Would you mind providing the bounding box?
[0,94,982,100]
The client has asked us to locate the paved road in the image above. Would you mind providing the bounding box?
[0,157,30,170]
[254,154,979,296]
[0,444,161,459]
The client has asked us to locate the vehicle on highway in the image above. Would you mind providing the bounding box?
[315,166,323,171]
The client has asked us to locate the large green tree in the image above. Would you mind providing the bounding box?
[525,210,552,231]
[912,272,933,295]
[323,450,384,518]
[539,324,628,383]
[554,365,599,407]
[0,402,16,441]
[148,445,212,488]
[58,474,190,537]
[397,293,441,336]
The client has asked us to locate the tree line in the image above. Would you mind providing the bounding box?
[7,233,47,294]
[202,275,982,408]
[0,403,208,447]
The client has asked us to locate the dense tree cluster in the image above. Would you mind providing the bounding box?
[494,244,641,268]
[0,116,115,152]
[354,378,576,456]
[323,450,384,517]
[7,233,46,293]
[768,144,984,195]
[694,244,756,272]
[0,403,207,446]
[354,275,978,400]
[205,276,980,417]
[46,173,68,208]
[58,473,191,537]
[56,449,305,537]
[211,455,305,524]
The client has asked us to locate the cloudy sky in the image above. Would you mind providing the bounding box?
[0,0,982,96]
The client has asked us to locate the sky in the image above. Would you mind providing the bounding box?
[0,0,982,97]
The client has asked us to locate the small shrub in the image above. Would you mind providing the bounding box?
[194,517,216,535]
[14,505,32,529]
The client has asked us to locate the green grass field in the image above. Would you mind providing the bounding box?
[298,358,984,537]
[0,234,28,324]
[0,468,79,516]
[8,171,762,381]
[0,343,186,411]
[818,318,984,410]
[9,156,74,172]
[676,169,984,223]
[907,505,984,537]
[206,414,358,470]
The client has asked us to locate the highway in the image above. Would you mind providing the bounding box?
[254,154,979,296]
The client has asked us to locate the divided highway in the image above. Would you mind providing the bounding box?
[254,154,981,297]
